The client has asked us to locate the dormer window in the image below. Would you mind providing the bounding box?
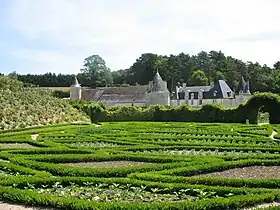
[191,93,194,99]
[213,91,217,97]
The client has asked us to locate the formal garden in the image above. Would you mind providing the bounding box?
[0,122,279,209]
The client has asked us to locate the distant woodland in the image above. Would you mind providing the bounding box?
[6,51,280,93]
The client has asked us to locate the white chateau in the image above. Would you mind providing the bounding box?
[70,71,251,107]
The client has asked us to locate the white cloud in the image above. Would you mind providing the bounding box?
[5,0,280,74]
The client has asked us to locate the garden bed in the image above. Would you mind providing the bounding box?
[196,166,280,179]
[63,161,152,168]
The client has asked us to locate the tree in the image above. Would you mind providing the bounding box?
[80,55,113,87]
[128,53,159,85]
[274,61,280,70]
[189,70,209,86]
[112,69,129,85]
[8,71,18,79]
[213,71,226,81]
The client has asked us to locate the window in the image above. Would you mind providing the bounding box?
[213,99,217,103]
[227,91,231,97]
[178,92,185,100]
[213,91,217,97]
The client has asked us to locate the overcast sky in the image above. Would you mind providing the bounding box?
[1,0,280,74]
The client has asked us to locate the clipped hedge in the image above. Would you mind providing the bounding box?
[75,92,280,124]
[0,186,277,210]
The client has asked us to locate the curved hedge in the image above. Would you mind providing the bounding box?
[75,92,280,124]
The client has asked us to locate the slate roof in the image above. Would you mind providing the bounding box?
[81,86,148,103]
[71,77,80,87]
[178,80,234,99]
[151,71,169,92]
[205,80,234,99]
[178,85,211,93]
[237,76,246,93]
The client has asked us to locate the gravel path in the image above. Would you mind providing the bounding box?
[244,202,280,209]
[0,202,51,210]
[63,161,152,168]
[195,166,280,179]
[0,143,37,149]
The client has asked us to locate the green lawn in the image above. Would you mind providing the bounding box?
[0,122,279,209]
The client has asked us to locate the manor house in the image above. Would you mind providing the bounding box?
[70,71,251,107]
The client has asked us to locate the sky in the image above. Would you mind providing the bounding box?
[0,0,280,75]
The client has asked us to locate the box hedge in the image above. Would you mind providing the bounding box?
[75,92,280,124]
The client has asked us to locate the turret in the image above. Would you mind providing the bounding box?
[151,70,169,92]
[70,76,82,100]
[235,76,251,105]
[146,70,170,106]
[237,76,246,94]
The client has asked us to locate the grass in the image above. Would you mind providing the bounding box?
[0,122,279,209]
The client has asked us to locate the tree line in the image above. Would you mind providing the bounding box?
[7,51,280,93]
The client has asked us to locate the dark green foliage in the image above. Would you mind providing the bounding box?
[75,92,280,124]
[51,89,70,98]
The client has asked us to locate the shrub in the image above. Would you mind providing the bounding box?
[51,90,70,98]
[73,92,280,124]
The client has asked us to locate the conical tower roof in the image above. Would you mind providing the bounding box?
[71,76,81,87]
[152,70,167,92]
[237,76,246,93]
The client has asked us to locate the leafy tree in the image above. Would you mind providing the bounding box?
[80,55,113,87]
[189,70,209,86]
[213,71,226,81]
[112,69,129,85]
[274,61,280,70]
[128,53,158,85]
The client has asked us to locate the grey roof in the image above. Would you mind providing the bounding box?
[178,80,234,99]
[82,86,148,103]
[178,85,211,93]
[237,76,246,93]
[71,77,80,87]
[213,80,234,98]
[151,71,168,92]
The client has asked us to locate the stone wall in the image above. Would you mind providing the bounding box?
[170,97,251,108]
[146,91,170,107]
[70,86,81,100]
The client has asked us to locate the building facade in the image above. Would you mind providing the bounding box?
[70,71,251,108]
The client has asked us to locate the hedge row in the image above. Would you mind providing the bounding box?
[0,186,277,210]
[75,92,280,124]
[0,175,277,209]
[10,153,203,177]
[131,173,280,189]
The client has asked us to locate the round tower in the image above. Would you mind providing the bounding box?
[70,77,82,100]
[146,70,170,106]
